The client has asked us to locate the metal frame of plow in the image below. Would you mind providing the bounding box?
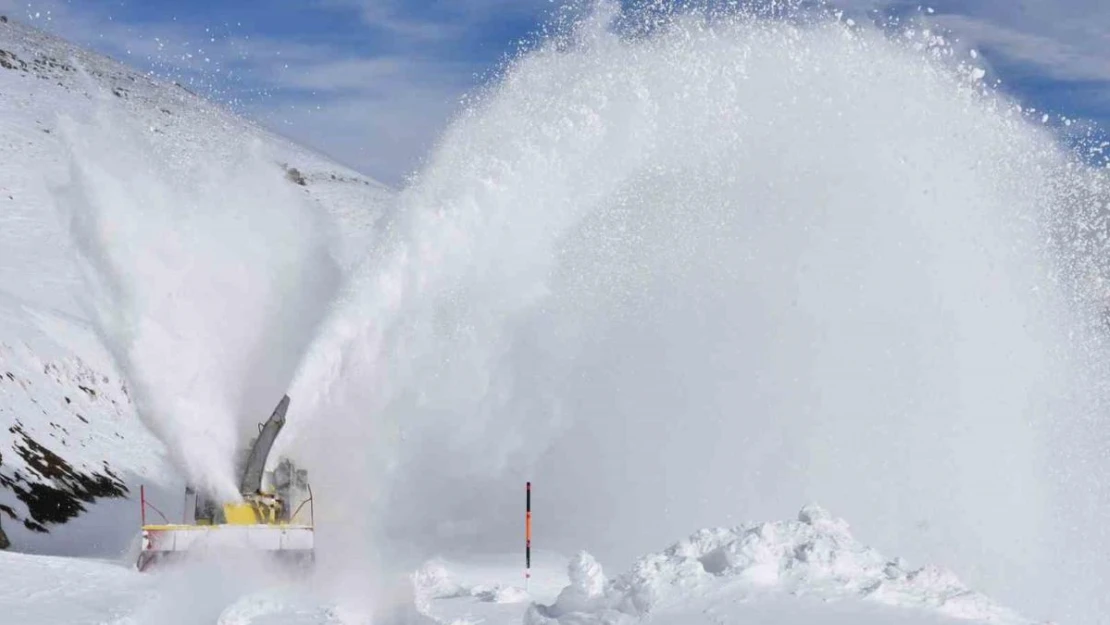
[136,524,315,572]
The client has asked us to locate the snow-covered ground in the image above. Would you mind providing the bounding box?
[0,505,1041,625]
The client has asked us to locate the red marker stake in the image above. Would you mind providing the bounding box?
[526,481,532,591]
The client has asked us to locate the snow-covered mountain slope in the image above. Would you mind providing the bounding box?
[0,505,1036,625]
[0,16,394,552]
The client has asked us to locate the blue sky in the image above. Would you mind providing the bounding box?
[2,0,1108,185]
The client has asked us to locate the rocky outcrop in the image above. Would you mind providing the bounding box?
[0,343,162,545]
[0,428,127,533]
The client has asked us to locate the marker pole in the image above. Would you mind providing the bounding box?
[140,484,147,527]
[526,481,532,591]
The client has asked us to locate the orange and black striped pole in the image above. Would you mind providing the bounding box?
[525,481,532,589]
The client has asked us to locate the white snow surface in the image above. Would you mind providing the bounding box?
[0,506,1039,625]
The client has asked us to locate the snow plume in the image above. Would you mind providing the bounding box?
[53,102,341,502]
[287,2,1109,622]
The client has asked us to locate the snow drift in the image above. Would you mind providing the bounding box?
[284,3,1110,623]
[518,505,1031,625]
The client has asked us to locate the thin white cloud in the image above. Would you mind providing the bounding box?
[254,52,479,183]
[929,10,1110,83]
[834,0,1110,84]
[827,0,1110,130]
[271,56,473,93]
[315,0,460,42]
[319,0,551,34]
[253,84,466,184]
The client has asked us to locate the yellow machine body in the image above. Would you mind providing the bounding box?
[135,396,314,572]
[222,496,283,525]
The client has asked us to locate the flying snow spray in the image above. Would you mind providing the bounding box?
[287,4,1110,623]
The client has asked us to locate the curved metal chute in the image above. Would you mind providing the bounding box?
[238,395,289,495]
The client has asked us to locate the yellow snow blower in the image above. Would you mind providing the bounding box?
[136,395,314,571]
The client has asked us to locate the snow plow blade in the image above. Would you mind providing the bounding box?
[137,523,314,571]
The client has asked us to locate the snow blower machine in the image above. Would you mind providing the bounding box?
[136,395,315,572]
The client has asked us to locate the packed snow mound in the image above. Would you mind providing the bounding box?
[524,505,1035,625]
[414,560,531,608]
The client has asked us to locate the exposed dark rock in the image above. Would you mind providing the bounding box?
[284,165,307,186]
[0,49,26,72]
[172,81,196,96]
[0,473,12,549]
[0,426,128,530]
[32,55,73,74]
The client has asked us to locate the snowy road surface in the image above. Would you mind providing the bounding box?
[1,506,1038,625]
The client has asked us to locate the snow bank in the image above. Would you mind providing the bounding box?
[0,550,147,625]
[414,560,531,610]
[524,506,1034,625]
